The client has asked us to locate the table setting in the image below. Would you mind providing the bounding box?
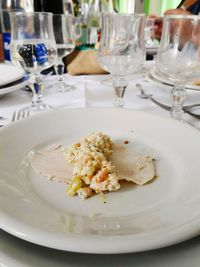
[1,10,200,267]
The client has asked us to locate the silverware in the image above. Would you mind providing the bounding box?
[136,84,200,119]
[12,108,30,122]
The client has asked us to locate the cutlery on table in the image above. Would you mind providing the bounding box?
[136,83,200,119]
[12,108,30,122]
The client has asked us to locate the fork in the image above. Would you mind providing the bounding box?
[12,108,30,122]
[136,83,200,119]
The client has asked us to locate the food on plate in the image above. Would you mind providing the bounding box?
[31,132,156,200]
[31,144,73,183]
[110,143,155,186]
[64,132,121,199]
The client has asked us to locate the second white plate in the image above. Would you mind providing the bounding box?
[0,76,29,96]
[0,63,25,86]
[148,69,200,91]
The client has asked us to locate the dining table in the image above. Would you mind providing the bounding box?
[1,60,200,267]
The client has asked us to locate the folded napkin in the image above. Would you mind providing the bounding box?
[66,49,108,76]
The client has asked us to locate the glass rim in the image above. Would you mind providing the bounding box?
[52,13,73,17]
[9,11,53,16]
[102,12,145,18]
[164,14,200,19]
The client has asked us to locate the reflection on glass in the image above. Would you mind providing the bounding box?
[156,15,200,120]
[10,12,57,111]
[53,14,76,92]
[98,13,145,107]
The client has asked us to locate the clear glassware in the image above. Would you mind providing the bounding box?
[63,0,74,15]
[156,15,200,120]
[53,14,76,92]
[113,0,135,13]
[145,17,155,48]
[98,13,145,107]
[9,12,57,111]
[1,0,34,61]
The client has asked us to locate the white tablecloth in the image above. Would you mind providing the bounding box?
[1,61,200,128]
[1,61,200,267]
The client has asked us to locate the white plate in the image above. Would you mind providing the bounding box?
[148,69,200,91]
[0,63,25,86]
[1,229,200,267]
[0,76,29,96]
[1,108,200,254]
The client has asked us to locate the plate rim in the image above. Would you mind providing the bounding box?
[0,63,25,87]
[148,69,200,91]
[0,76,29,95]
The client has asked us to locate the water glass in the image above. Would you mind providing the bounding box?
[156,15,200,120]
[53,14,75,92]
[98,13,145,107]
[9,12,57,111]
[145,18,155,48]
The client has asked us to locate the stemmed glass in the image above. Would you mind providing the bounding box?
[9,12,57,111]
[145,18,155,48]
[156,15,200,120]
[52,14,76,92]
[98,13,145,107]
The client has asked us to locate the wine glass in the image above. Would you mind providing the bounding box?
[145,17,155,48]
[63,0,74,15]
[9,12,57,111]
[53,14,76,92]
[98,13,145,107]
[156,15,200,120]
[63,1,83,41]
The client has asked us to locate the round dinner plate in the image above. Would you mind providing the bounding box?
[0,63,25,86]
[0,76,29,96]
[0,108,200,254]
[148,69,200,91]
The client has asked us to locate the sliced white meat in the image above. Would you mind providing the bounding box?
[110,144,155,185]
[30,144,73,183]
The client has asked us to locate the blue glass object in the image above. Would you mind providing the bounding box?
[2,32,11,61]
[35,43,48,64]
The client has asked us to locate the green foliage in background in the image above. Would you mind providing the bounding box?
[144,0,182,15]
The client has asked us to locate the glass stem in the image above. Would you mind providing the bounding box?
[31,74,45,109]
[170,83,186,121]
[54,61,65,83]
[112,77,127,108]
[54,61,68,92]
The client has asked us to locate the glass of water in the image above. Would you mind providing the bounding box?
[156,15,200,120]
[145,17,155,48]
[9,12,57,111]
[52,14,76,92]
[98,13,145,107]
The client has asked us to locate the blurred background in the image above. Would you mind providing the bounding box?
[0,0,183,63]
[144,0,181,15]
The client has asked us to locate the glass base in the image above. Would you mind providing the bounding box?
[31,102,53,112]
[56,81,76,93]
[170,108,184,121]
[113,98,124,108]
[101,76,112,86]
